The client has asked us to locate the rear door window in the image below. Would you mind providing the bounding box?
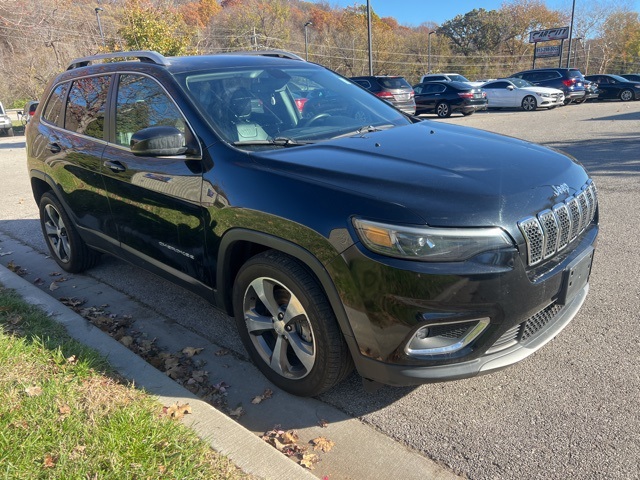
[65,76,111,139]
[378,77,411,89]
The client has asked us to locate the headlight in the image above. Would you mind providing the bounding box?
[352,218,513,262]
[536,92,550,97]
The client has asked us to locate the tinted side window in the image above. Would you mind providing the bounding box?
[65,76,111,139]
[378,77,411,89]
[43,83,69,127]
[116,74,186,148]
[354,80,372,89]
[488,81,510,89]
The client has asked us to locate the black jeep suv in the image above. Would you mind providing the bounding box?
[26,51,598,396]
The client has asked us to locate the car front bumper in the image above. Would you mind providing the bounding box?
[337,224,598,386]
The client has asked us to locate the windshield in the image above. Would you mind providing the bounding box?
[450,75,471,82]
[508,78,533,88]
[176,64,411,148]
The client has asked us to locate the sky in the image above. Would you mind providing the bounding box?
[323,0,640,27]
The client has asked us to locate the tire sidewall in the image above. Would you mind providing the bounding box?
[522,96,536,111]
[436,102,451,117]
[620,89,633,101]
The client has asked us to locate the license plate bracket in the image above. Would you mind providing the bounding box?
[558,246,594,305]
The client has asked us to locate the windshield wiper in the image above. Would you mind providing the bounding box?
[233,137,313,147]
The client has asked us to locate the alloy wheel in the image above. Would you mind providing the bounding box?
[242,276,316,379]
[43,203,71,264]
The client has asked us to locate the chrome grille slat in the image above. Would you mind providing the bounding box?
[518,180,597,267]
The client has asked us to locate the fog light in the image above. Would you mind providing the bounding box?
[405,318,490,356]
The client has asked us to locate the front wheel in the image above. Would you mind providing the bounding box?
[233,251,353,396]
[521,95,537,111]
[436,102,451,118]
[620,89,633,101]
[39,192,99,273]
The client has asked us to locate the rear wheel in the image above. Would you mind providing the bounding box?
[436,102,451,118]
[620,89,633,101]
[462,111,474,116]
[521,95,537,111]
[233,250,353,396]
[39,192,99,273]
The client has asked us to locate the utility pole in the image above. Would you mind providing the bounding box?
[304,21,312,61]
[366,0,373,75]
[428,30,436,74]
[566,0,576,67]
[95,7,105,47]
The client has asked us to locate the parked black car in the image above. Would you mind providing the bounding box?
[350,75,416,115]
[576,79,599,103]
[510,68,586,104]
[584,74,640,101]
[26,50,598,396]
[412,81,488,117]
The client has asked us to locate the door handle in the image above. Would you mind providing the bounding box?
[103,160,126,173]
[47,143,61,153]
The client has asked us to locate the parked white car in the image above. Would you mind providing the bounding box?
[482,78,564,111]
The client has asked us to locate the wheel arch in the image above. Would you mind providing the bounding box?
[215,229,357,343]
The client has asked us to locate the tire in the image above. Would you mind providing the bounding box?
[620,89,633,101]
[232,250,353,396]
[573,97,586,104]
[461,111,474,116]
[563,98,572,105]
[6,127,14,136]
[436,102,451,118]
[521,95,537,111]
[39,192,99,273]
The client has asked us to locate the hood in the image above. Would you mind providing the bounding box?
[253,122,590,232]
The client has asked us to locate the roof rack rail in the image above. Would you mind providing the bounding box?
[67,51,170,70]
[219,50,305,61]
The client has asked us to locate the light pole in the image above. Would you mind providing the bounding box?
[304,21,312,61]
[95,7,105,47]
[427,30,436,74]
[566,0,576,67]
[366,0,373,75]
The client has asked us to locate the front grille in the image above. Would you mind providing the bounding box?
[487,303,564,353]
[518,180,597,266]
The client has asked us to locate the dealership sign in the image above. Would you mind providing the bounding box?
[535,45,561,58]
[529,27,570,43]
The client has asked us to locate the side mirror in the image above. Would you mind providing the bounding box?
[130,126,187,156]
[507,85,515,91]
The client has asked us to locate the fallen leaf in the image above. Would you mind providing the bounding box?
[66,355,77,364]
[163,402,192,420]
[299,453,319,470]
[0,250,13,257]
[119,336,134,347]
[311,436,335,453]
[251,388,274,404]
[59,404,72,416]
[215,348,230,356]
[318,418,329,428]
[182,346,204,357]
[229,405,245,418]
[49,272,62,276]
[49,282,59,291]
[43,454,57,468]
[191,370,208,383]
[280,430,299,445]
[251,396,263,405]
[33,277,44,285]
[25,386,43,397]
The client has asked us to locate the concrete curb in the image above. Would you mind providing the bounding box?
[0,264,316,480]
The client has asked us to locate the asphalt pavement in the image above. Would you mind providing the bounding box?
[2,99,640,479]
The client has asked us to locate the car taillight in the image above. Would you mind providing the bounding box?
[458,92,474,99]
[376,91,394,99]
[562,79,575,87]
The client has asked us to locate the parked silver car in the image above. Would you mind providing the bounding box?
[0,102,14,136]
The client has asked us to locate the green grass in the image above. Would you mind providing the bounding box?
[0,285,249,480]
